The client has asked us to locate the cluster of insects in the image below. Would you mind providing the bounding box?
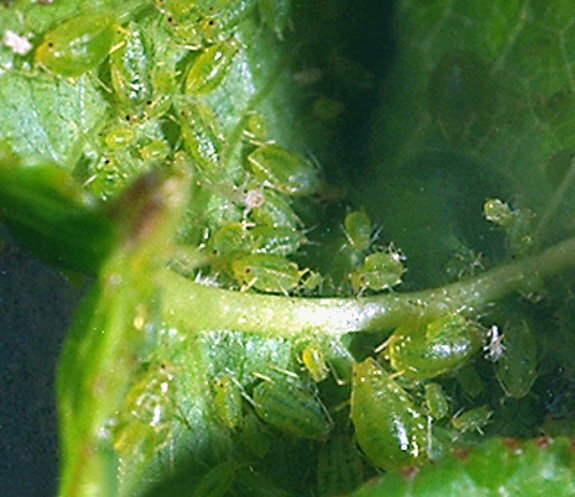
[14,1,556,496]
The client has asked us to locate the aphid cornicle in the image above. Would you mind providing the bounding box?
[351,358,427,470]
[231,253,301,294]
[184,37,241,96]
[246,143,323,197]
[252,377,333,440]
[36,12,116,77]
[383,314,486,380]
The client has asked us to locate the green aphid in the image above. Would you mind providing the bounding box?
[252,377,333,440]
[351,358,427,470]
[213,374,243,430]
[483,198,513,227]
[317,435,364,497]
[495,321,537,399]
[139,140,169,163]
[258,0,292,39]
[451,405,492,434]
[246,143,322,197]
[243,112,269,142]
[384,314,486,380]
[193,460,238,497]
[424,383,449,420]
[199,0,256,43]
[250,225,306,256]
[109,23,153,109]
[301,345,329,383]
[349,249,405,293]
[36,12,116,77]
[209,222,253,262]
[343,210,372,251]
[231,253,302,294]
[113,362,176,461]
[456,365,485,398]
[184,37,241,95]
[299,269,322,294]
[240,410,273,458]
[103,126,135,151]
[251,190,300,229]
[177,101,223,174]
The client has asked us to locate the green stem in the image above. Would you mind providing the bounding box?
[161,236,575,337]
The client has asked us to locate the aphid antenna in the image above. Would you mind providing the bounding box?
[267,364,300,380]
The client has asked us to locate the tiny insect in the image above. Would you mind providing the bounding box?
[251,375,333,440]
[113,361,177,460]
[139,140,169,163]
[299,269,322,294]
[451,405,492,435]
[301,345,329,383]
[109,22,152,110]
[455,365,485,399]
[35,12,116,77]
[184,37,241,96]
[198,0,256,43]
[349,248,405,294]
[246,143,322,197]
[176,100,223,174]
[192,460,238,497]
[483,198,513,227]
[343,210,372,251]
[250,189,301,229]
[258,0,292,39]
[495,320,537,399]
[317,435,364,497]
[351,357,427,470]
[103,126,135,151]
[213,374,243,430]
[242,112,269,143]
[208,222,254,269]
[250,225,306,257]
[424,383,449,420]
[231,253,302,294]
[383,314,486,380]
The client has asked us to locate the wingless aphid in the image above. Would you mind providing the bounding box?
[184,37,241,95]
[35,12,116,77]
[198,0,256,43]
[351,357,427,470]
[383,314,486,380]
[231,253,302,294]
[213,374,243,430]
[495,320,537,399]
[343,210,372,251]
[251,376,333,440]
[349,249,405,294]
[109,22,153,110]
[246,143,323,197]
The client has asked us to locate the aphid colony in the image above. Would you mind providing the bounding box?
[28,3,545,495]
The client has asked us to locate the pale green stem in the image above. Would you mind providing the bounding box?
[161,236,575,338]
